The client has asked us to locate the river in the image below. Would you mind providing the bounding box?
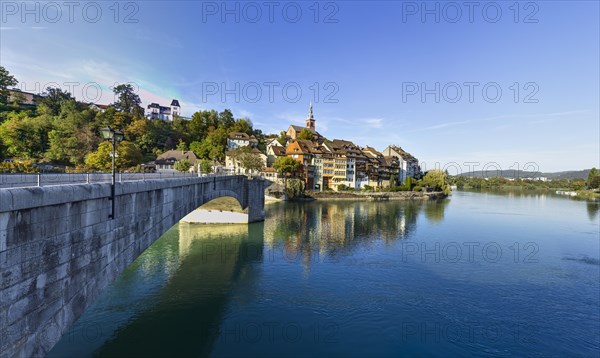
[48,191,600,357]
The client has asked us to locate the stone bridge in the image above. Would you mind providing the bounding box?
[0,175,269,357]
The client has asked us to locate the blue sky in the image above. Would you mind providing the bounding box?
[1,1,598,172]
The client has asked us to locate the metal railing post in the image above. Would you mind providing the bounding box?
[37,173,41,187]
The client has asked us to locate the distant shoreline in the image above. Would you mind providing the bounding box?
[304,191,448,201]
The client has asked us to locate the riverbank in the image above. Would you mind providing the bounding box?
[307,190,448,201]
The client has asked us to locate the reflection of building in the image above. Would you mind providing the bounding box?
[262,200,431,267]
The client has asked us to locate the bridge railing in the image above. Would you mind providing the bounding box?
[0,171,239,189]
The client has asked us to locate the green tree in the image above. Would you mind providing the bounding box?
[112,84,143,115]
[199,159,212,174]
[174,159,192,172]
[195,128,227,161]
[85,141,142,171]
[218,109,235,129]
[231,118,253,134]
[422,170,451,195]
[285,178,305,199]
[297,128,314,140]
[587,168,599,189]
[0,112,51,159]
[176,139,188,151]
[273,156,299,177]
[276,131,288,146]
[41,87,74,115]
[405,176,413,190]
[0,66,18,103]
[239,151,264,173]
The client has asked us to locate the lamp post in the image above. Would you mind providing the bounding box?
[100,126,124,219]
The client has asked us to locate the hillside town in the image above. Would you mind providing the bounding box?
[150,101,421,191]
[3,83,422,192]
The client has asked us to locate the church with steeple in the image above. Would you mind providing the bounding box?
[287,103,321,140]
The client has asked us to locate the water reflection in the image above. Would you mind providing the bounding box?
[587,202,600,221]
[263,200,448,268]
[47,194,599,358]
[96,223,264,357]
[50,223,264,358]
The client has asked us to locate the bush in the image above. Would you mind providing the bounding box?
[174,159,192,172]
[285,178,305,198]
[413,185,422,192]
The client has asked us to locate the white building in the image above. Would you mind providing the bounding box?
[381,145,420,182]
[146,99,180,121]
[227,132,258,150]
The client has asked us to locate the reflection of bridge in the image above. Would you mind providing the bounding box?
[0,175,269,357]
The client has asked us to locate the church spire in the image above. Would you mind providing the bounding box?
[306,102,315,130]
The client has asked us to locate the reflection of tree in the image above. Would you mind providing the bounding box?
[423,199,450,224]
[263,200,446,266]
[587,202,600,221]
[93,223,264,357]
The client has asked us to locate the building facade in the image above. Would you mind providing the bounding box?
[147,99,180,121]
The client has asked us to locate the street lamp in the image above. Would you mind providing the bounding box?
[100,126,124,219]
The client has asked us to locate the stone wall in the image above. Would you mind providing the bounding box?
[0,176,265,357]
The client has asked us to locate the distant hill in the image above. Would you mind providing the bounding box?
[455,169,591,180]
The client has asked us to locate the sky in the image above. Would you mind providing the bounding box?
[1,0,598,172]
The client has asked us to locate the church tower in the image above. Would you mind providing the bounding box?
[306,102,315,131]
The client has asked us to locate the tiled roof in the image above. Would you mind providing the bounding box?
[271,146,287,156]
[155,150,198,165]
[228,132,250,140]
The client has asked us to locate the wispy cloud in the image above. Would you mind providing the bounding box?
[365,118,384,128]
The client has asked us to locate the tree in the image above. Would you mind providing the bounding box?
[297,128,314,141]
[112,84,143,115]
[231,118,253,134]
[85,140,142,171]
[422,170,451,195]
[199,159,212,174]
[587,168,599,189]
[174,159,192,172]
[194,128,227,161]
[285,178,305,199]
[0,66,18,103]
[276,131,288,146]
[0,112,51,159]
[218,109,235,129]
[273,156,299,177]
[176,139,188,151]
[239,151,264,173]
[41,87,74,115]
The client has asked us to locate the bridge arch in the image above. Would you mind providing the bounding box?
[0,176,269,357]
[201,189,246,210]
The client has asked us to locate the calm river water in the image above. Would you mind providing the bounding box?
[49,191,600,357]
